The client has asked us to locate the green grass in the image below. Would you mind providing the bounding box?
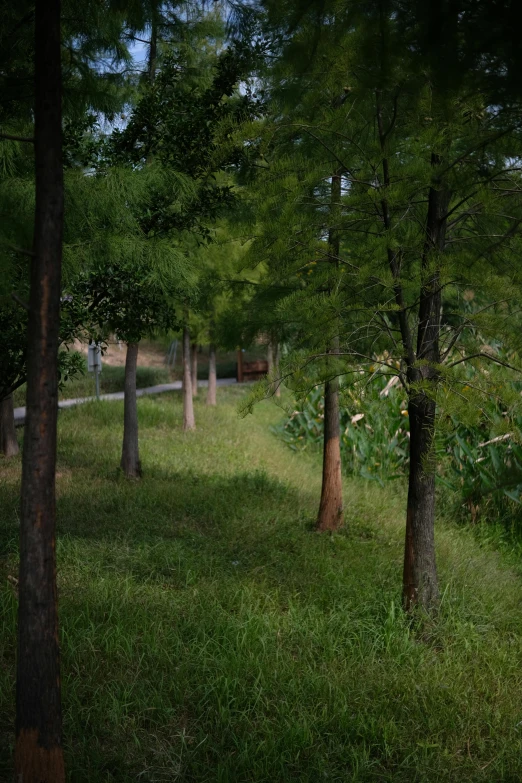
[1,388,522,781]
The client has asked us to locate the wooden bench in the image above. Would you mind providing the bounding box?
[236,351,268,382]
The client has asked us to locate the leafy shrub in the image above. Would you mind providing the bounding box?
[437,415,522,525]
[277,370,522,525]
[276,377,410,485]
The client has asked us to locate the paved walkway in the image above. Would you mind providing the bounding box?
[14,378,237,426]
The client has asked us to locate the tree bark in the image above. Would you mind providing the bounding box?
[403,393,439,610]
[274,342,282,398]
[120,342,142,478]
[402,158,450,611]
[15,0,66,779]
[183,325,195,430]
[0,394,19,457]
[207,344,217,405]
[191,341,198,397]
[267,340,282,397]
[317,170,343,532]
[377,82,447,612]
[316,375,343,531]
[267,342,274,375]
[148,18,157,83]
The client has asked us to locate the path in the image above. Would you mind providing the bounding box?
[14,378,237,426]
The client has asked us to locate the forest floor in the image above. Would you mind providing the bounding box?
[1,387,522,781]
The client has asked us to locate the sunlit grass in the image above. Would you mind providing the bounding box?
[1,387,522,781]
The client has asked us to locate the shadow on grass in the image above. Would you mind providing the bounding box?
[0,456,396,615]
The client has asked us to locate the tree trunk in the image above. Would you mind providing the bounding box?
[120,342,141,478]
[267,340,282,397]
[183,326,195,430]
[0,394,19,457]
[274,342,282,398]
[316,170,343,532]
[15,0,66,779]
[148,18,157,83]
[191,341,198,397]
[316,376,343,531]
[267,342,274,375]
[402,158,450,612]
[403,393,439,610]
[207,344,217,406]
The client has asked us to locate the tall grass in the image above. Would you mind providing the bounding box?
[1,388,522,781]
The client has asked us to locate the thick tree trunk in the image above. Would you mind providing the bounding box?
[120,342,141,478]
[207,344,217,406]
[191,341,198,397]
[316,376,343,531]
[183,326,195,430]
[402,159,450,612]
[15,0,66,780]
[0,394,19,457]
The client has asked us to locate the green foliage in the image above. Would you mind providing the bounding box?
[276,378,410,484]
[67,261,181,345]
[276,356,522,526]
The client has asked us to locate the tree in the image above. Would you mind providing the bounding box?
[5,4,169,774]
[106,18,261,435]
[0,394,19,457]
[70,254,183,476]
[182,317,196,430]
[15,0,66,778]
[245,0,522,609]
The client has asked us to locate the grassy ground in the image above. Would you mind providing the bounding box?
[1,387,522,781]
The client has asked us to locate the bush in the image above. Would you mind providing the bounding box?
[277,370,522,526]
[276,377,410,485]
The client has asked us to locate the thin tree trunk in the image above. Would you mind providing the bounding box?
[402,157,450,612]
[16,0,66,779]
[0,394,19,457]
[191,341,198,397]
[317,375,343,531]
[207,344,217,405]
[267,340,282,397]
[183,325,195,430]
[237,349,244,382]
[317,171,343,532]
[267,342,274,375]
[148,18,157,83]
[274,342,282,398]
[120,342,141,478]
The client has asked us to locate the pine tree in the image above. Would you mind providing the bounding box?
[244,0,522,609]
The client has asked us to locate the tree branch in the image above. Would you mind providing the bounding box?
[0,132,34,143]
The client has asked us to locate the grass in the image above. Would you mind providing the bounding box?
[1,387,522,781]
